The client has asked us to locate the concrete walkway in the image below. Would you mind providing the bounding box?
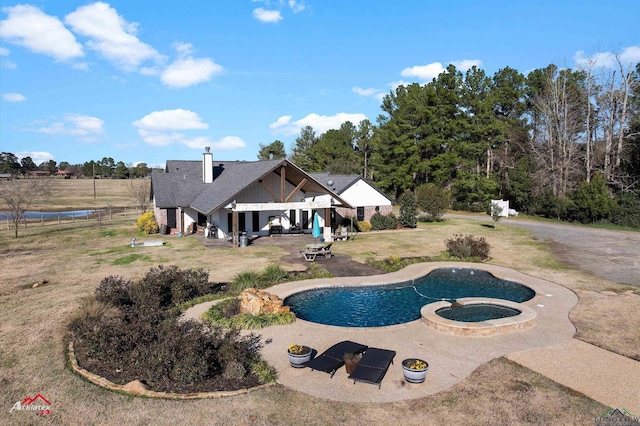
[507,339,640,414]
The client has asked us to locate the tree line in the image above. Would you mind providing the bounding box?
[0,153,151,179]
[261,60,639,227]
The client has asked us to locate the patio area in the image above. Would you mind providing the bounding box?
[185,263,578,403]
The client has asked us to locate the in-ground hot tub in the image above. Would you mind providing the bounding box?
[421,298,536,336]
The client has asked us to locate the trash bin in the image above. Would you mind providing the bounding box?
[239,234,248,247]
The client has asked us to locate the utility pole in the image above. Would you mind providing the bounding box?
[93,162,96,200]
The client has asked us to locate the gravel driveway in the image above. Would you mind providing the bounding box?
[447,214,640,286]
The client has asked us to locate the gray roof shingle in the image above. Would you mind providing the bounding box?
[151,158,351,213]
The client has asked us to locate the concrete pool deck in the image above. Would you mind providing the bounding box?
[184,262,639,411]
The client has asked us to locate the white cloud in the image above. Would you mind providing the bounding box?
[133,109,233,148]
[0,46,8,55]
[16,151,54,165]
[253,8,282,23]
[172,41,194,55]
[288,0,306,13]
[270,112,368,136]
[3,92,25,102]
[65,2,161,70]
[0,4,83,61]
[137,129,184,146]
[182,136,246,150]
[574,45,640,69]
[452,59,482,70]
[388,79,411,90]
[161,56,223,88]
[352,86,378,97]
[269,115,292,129]
[352,86,387,102]
[400,59,482,81]
[31,113,104,141]
[133,109,209,130]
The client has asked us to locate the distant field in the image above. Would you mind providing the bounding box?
[2,177,144,211]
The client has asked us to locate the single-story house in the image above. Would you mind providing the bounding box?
[309,173,393,223]
[151,148,352,246]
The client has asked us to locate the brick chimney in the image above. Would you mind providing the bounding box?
[202,147,213,183]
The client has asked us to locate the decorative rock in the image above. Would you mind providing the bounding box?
[239,288,291,315]
[32,279,48,288]
[123,380,150,395]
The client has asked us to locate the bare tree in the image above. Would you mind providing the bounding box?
[530,68,585,198]
[578,58,598,182]
[614,54,636,171]
[129,178,151,212]
[0,178,52,238]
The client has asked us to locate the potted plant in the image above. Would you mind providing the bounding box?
[401,358,429,383]
[343,352,362,374]
[287,344,312,368]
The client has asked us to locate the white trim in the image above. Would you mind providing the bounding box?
[225,201,332,211]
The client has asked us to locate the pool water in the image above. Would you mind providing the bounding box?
[436,303,522,322]
[284,268,535,327]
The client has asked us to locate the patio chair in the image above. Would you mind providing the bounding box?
[320,243,333,258]
[348,347,396,388]
[305,340,368,377]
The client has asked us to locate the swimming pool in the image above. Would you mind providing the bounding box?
[284,268,535,327]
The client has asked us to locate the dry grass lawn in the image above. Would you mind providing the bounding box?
[0,179,636,424]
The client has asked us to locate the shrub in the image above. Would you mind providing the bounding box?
[398,190,417,228]
[230,271,262,294]
[445,234,490,260]
[95,276,133,308]
[569,173,617,223]
[203,300,296,329]
[416,183,451,221]
[370,212,398,230]
[358,221,372,232]
[70,266,270,393]
[136,212,159,235]
[260,264,289,284]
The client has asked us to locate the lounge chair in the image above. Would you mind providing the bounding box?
[348,347,396,388]
[305,340,368,377]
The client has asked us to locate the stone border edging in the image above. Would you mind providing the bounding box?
[420,297,537,336]
[67,341,275,399]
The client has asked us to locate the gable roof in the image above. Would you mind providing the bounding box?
[309,173,393,202]
[152,158,351,214]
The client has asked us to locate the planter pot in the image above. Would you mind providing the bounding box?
[402,358,429,383]
[345,360,360,374]
[288,346,312,368]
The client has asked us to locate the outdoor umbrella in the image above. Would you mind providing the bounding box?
[312,212,321,243]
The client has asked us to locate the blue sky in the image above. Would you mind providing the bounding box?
[1,1,638,168]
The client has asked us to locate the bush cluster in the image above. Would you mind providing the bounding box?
[398,191,417,228]
[370,212,398,230]
[229,264,290,294]
[70,266,268,393]
[358,221,372,232]
[203,298,296,330]
[416,183,451,221]
[445,234,491,260]
[136,211,159,235]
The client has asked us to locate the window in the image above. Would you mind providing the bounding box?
[289,209,296,227]
[357,206,365,221]
[252,211,260,232]
[167,208,177,228]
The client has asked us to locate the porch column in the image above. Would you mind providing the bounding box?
[232,210,239,248]
[324,207,331,241]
